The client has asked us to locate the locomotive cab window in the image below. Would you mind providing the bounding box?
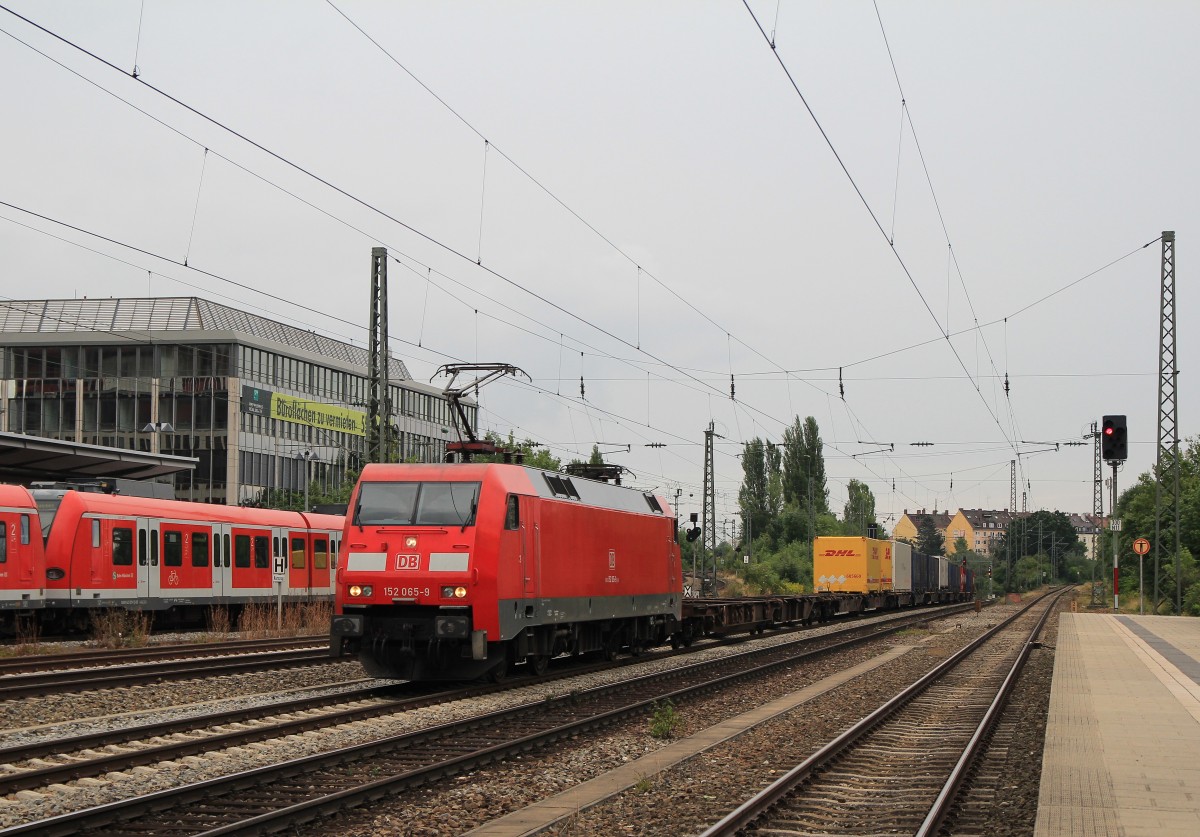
[20,514,30,545]
[92,519,101,548]
[112,527,133,566]
[504,495,519,530]
[354,482,481,527]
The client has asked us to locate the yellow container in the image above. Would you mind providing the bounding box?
[813,536,889,593]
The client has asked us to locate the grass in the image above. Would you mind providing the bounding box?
[236,600,332,638]
[0,615,46,657]
[88,609,154,648]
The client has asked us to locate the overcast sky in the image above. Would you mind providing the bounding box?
[1,1,1194,532]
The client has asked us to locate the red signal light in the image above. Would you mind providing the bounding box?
[1104,427,1114,436]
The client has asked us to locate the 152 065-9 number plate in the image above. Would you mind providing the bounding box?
[385,586,430,598]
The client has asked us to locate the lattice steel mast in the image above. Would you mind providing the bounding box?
[1154,231,1180,612]
[1092,421,1103,516]
[367,247,392,463]
[701,421,720,593]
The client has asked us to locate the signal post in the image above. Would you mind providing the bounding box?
[1101,415,1127,611]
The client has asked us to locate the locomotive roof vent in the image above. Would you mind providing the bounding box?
[544,473,581,500]
[644,493,663,514]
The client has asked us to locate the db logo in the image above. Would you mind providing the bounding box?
[609,549,616,570]
[395,554,420,571]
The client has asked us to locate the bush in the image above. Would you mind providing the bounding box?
[648,699,681,739]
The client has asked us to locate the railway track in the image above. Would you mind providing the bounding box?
[0,603,977,835]
[0,636,326,675]
[698,588,1066,836]
[0,645,334,700]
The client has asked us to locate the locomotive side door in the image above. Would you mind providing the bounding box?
[520,496,540,598]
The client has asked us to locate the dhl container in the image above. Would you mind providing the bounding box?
[891,541,913,592]
[813,536,887,594]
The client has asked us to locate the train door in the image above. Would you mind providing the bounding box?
[135,518,152,600]
[211,523,230,600]
[8,512,35,587]
[273,527,289,599]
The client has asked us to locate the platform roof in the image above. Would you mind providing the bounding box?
[0,431,197,482]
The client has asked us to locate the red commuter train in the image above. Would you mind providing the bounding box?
[1,484,47,619]
[0,484,344,633]
[330,462,682,680]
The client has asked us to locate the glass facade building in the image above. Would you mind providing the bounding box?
[0,298,469,504]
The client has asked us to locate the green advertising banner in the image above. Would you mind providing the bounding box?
[241,385,367,436]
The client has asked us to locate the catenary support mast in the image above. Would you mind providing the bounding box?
[367,247,392,464]
[1154,231,1180,612]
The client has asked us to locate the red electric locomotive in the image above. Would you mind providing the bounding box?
[35,489,343,629]
[0,484,47,621]
[330,463,682,680]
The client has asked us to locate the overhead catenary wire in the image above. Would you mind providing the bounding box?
[2,3,1123,515]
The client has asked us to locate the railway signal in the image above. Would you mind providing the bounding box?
[1100,415,1127,461]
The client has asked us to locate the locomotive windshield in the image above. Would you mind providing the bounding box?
[354,482,481,527]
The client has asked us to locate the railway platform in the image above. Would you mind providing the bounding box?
[1036,613,1200,836]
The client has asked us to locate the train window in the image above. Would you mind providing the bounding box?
[314,538,328,570]
[139,529,147,566]
[112,527,133,566]
[254,536,269,569]
[150,530,159,566]
[163,530,183,566]
[644,494,663,514]
[415,482,480,526]
[192,532,210,567]
[0,528,6,562]
[224,534,231,567]
[273,536,280,557]
[92,519,101,548]
[354,482,419,525]
[505,495,519,530]
[291,537,306,569]
[213,534,221,565]
[21,514,30,545]
[234,535,251,568]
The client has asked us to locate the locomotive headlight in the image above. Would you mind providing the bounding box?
[454,586,467,598]
[405,536,418,548]
[349,585,362,597]
[362,585,373,597]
